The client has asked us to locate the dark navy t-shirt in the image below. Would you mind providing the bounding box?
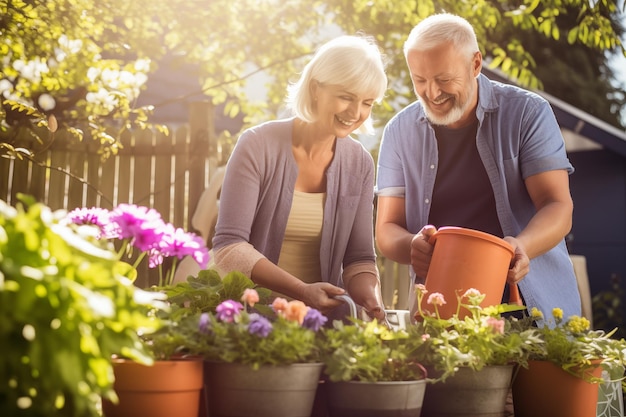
[428,120,504,238]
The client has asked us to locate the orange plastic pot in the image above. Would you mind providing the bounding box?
[512,360,603,417]
[423,226,514,318]
[103,358,204,417]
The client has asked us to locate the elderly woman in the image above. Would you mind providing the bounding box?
[212,35,388,321]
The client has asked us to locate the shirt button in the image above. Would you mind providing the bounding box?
[430,164,435,169]
[425,198,430,204]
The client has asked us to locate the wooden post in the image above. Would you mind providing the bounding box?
[187,101,214,230]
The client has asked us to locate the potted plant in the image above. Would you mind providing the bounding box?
[65,203,211,417]
[319,315,428,417]
[185,289,327,417]
[161,268,272,316]
[413,283,539,417]
[512,307,626,417]
[0,196,166,417]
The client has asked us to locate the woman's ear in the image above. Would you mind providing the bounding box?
[310,79,320,101]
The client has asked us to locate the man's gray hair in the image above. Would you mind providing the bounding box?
[404,13,479,60]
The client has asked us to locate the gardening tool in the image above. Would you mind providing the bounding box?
[333,294,407,330]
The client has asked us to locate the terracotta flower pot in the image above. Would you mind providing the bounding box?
[424,227,514,318]
[512,359,603,417]
[102,358,204,417]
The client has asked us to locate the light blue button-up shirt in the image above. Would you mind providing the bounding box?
[376,74,581,325]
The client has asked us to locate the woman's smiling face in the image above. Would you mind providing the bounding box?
[312,82,375,137]
[406,42,481,128]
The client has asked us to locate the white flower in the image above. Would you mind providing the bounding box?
[38,94,56,111]
[0,79,13,95]
[58,34,83,54]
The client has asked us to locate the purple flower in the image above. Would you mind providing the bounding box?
[198,313,211,334]
[216,300,244,323]
[67,207,111,233]
[247,313,273,337]
[302,308,327,331]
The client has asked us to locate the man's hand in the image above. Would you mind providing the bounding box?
[410,225,437,280]
[503,236,530,285]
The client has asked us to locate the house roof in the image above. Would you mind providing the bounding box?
[136,54,244,132]
[482,67,626,157]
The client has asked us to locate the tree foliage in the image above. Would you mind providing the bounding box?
[0,0,624,161]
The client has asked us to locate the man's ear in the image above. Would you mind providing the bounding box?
[472,51,482,77]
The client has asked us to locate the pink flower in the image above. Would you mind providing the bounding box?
[415,283,428,295]
[462,288,482,298]
[427,292,446,306]
[485,317,505,334]
[271,298,289,314]
[241,289,259,307]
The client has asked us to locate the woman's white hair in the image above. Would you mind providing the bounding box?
[286,34,388,135]
[404,13,479,61]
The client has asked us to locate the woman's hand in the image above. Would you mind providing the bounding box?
[300,282,345,315]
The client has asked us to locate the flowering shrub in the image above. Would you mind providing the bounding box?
[185,290,327,369]
[0,197,166,417]
[320,318,427,382]
[513,307,626,382]
[414,284,539,382]
[67,203,209,286]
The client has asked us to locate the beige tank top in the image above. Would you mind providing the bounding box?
[277,190,325,284]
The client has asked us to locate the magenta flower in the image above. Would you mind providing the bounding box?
[302,308,327,331]
[109,204,166,252]
[158,223,209,269]
[216,300,244,323]
[66,203,210,287]
[248,313,272,337]
[148,248,164,269]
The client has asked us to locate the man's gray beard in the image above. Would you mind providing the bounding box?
[423,102,465,126]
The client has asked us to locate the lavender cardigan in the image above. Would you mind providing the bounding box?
[212,117,377,289]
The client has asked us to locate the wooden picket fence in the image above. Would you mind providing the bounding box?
[0,101,415,308]
[0,102,229,287]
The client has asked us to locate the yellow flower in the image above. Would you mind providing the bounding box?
[552,307,563,320]
[530,307,544,319]
[566,316,590,333]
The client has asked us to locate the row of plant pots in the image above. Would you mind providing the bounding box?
[2,198,625,417]
[104,353,623,417]
[104,277,626,417]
